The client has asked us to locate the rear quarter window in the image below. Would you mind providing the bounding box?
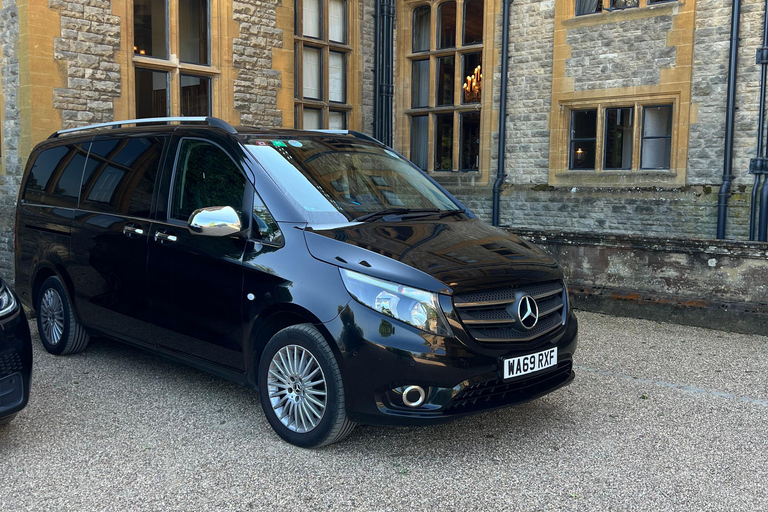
[80,136,166,218]
[23,144,88,208]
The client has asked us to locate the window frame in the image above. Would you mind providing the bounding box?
[568,109,598,171]
[294,0,353,129]
[553,96,679,183]
[398,0,495,176]
[167,137,249,225]
[640,104,674,171]
[131,0,218,118]
[602,107,634,171]
[573,0,675,17]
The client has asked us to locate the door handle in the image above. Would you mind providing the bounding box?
[154,231,177,243]
[123,225,144,236]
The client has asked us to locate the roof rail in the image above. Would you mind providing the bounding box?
[48,116,237,139]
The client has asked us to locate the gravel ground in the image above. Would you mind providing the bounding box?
[2,310,767,511]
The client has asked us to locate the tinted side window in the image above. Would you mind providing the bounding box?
[80,137,166,218]
[170,139,246,221]
[253,192,283,245]
[24,144,88,208]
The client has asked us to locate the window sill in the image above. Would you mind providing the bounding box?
[132,56,220,76]
[549,169,684,188]
[564,1,678,28]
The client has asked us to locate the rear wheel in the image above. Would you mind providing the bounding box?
[35,276,89,355]
[258,324,355,447]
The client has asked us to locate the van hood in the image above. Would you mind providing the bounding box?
[303,218,562,294]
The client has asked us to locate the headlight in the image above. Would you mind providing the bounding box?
[0,283,17,317]
[340,269,452,336]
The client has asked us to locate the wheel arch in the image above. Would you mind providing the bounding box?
[246,304,342,385]
[31,263,77,316]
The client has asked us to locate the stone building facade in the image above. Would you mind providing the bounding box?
[0,0,766,286]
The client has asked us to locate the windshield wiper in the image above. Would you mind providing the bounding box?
[353,208,439,222]
[437,209,465,219]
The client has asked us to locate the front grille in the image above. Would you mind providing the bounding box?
[446,361,573,412]
[453,281,566,343]
[0,352,23,377]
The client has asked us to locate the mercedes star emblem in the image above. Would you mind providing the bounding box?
[518,295,539,330]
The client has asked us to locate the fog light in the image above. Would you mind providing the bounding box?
[402,385,426,408]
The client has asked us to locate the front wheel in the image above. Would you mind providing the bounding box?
[258,324,355,448]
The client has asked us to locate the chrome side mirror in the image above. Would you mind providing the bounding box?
[188,206,242,237]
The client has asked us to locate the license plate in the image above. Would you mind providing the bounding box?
[502,347,558,380]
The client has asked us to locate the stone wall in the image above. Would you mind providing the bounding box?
[446,182,753,240]
[232,0,283,127]
[500,0,555,186]
[50,0,122,128]
[565,15,676,91]
[0,0,20,280]
[441,0,768,243]
[361,0,375,135]
[517,228,768,335]
[688,0,765,239]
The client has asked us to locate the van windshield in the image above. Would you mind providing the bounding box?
[245,137,459,224]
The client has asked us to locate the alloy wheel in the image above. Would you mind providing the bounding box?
[267,344,327,433]
[40,288,65,346]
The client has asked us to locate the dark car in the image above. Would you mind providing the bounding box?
[14,117,577,447]
[0,277,32,425]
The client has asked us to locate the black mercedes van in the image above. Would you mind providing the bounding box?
[15,117,577,447]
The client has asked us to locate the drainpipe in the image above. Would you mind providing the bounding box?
[373,3,380,137]
[716,0,742,239]
[373,0,394,146]
[491,0,513,226]
[749,0,768,241]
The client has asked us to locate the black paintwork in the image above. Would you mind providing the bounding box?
[0,281,33,421]
[14,123,578,426]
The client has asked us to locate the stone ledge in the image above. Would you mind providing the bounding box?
[508,227,768,335]
[571,285,768,337]
[510,227,768,258]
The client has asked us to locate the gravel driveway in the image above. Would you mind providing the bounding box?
[2,311,767,511]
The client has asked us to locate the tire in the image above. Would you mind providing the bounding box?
[0,414,16,426]
[258,324,355,448]
[35,276,90,355]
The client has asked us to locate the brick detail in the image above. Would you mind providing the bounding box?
[504,0,555,185]
[232,0,283,127]
[566,15,676,91]
[446,184,752,240]
[50,0,122,128]
[361,0,375,135]
[0,0,21,281]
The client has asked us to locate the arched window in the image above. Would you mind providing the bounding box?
[437,2,456,49]
[463,0,483,45]
[412,6,431,53]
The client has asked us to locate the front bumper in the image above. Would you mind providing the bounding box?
[0,306,32,420]
[323,300,578,426]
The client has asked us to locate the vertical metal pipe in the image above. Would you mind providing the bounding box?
[373,1,381,140]
[716,0,742,239]
[492,0,513,226]
[760,175,768,240]
[383,0,394,146]
[749,0,768,240]
[372,0,394,145]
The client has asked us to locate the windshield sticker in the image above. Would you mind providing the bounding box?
[288,140,303,148]
[253,141,268,146]
[272,140,287,147]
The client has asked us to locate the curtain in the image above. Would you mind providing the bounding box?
[575,0,599,15]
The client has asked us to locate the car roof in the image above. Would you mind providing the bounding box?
[46,116,380,145]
